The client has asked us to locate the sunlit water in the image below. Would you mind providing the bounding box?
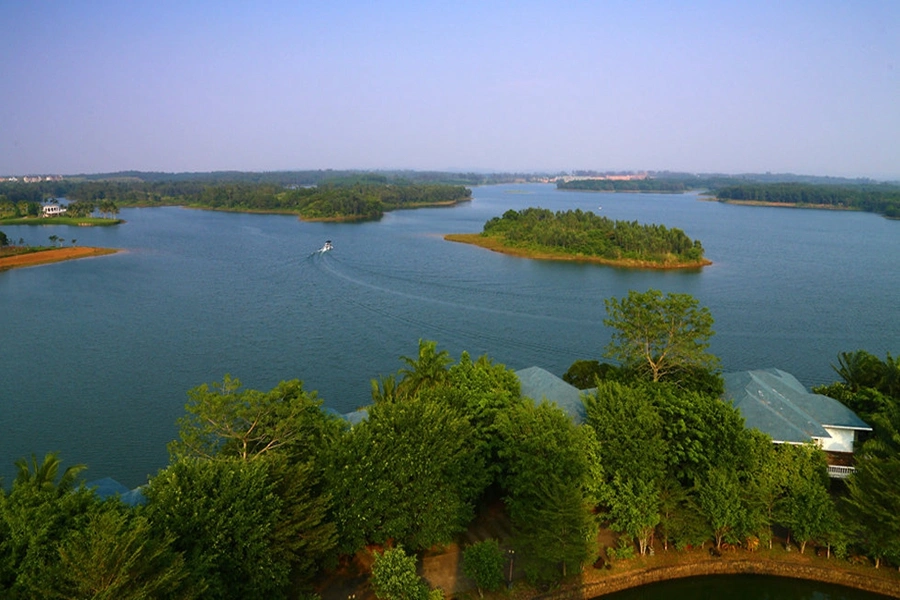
[1,184,898,487]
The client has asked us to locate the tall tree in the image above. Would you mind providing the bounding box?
[777,443,833,554]
[602,474,660,556]
[0,454,95,596]
[832,350,883,392]
[603,289,719,384]
[144,457,294,600]
[843,401,900,567]
[397,339,453,396]
[51,507,195,600]
[696,466,745,550]
[497,401,601,585]
[325,392,487,553]
[170,376,339,464]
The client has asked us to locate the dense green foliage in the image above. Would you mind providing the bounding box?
[815,350,900,567]
[462,539,506,596]
[326,392,488,553]
[0,177,471,221]
[557,178,692,193]
[557,175,900,218]
[715,182,900,218]
[0,453,195,599]
[4,332,900,595]
[604,289,721,387]
[497,401,601,584]
[370,546,429,600]
[144,457,292,599]
[480,207,706,264]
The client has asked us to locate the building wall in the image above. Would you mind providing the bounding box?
[821,426,855,453]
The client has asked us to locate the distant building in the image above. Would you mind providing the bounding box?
[724,368,871,478]
[42,204,66,217]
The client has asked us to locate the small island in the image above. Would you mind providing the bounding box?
[445,207,711,269]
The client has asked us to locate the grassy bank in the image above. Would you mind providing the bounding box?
[0,216,123,226]
[524,548,900,600]
[0,246,119,271]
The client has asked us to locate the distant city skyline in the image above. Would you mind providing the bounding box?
[2,1,898,179]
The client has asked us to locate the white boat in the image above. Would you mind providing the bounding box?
[319,240,333,252]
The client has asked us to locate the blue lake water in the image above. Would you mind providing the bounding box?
[1,183,898,488]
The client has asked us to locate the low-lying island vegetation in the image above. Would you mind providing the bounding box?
[712,182,900,218]
[0,175,472,222]
[446,207,711,269]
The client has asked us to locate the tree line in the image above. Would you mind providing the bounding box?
[556,178,692,193]
[714,183,900,218]
[0,179,472,221]
[481,207,707,265]
[1,291,898,599]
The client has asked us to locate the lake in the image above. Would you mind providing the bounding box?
[597,574,893,600]
[1,183,898,488]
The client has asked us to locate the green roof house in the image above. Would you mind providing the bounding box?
[724,368,871,478]
[515,366,587,424]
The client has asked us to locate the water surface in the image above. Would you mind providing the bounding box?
[1,184,897,487]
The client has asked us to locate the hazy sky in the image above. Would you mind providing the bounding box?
[2,1,898,178]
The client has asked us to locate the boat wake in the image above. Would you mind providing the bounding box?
[307,240,333,258]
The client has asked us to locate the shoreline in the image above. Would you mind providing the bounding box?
[0,247,119,272]
[528,554,900,599]
[703,198,859,211]
[443,233,712,270]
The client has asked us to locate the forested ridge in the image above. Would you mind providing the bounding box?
[714,182,900,218]
[3,292,898,599]
[556,178,694,193]
[0,177,472,221]
[477,207,707,266]
[556,176,900,219]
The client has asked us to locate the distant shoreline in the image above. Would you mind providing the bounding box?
[0,247,119,272]
[705,197,859,211]
[443,233,712,269]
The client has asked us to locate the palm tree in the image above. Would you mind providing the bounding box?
[14,452,86,495]
[832,350,881,391]
[371,374,401,404]
[879,352,900,399]
[398,339,452,396]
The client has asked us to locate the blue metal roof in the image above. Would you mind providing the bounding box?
[515,366,587,424]
[723,368,870,444]
[86,477,146,506]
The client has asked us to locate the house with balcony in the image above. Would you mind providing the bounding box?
[42,204,67,217]
[723,368,871,478]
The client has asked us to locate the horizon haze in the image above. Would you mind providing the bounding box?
[2,1,898,179]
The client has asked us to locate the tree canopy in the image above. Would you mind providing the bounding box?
[473,207,707,266]
[604,289,720,385]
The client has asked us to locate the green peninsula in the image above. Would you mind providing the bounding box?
[445,207,710,269]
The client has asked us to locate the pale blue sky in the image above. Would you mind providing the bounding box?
[2,1,898,178]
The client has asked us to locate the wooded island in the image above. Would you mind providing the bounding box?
[446,207,710,269]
